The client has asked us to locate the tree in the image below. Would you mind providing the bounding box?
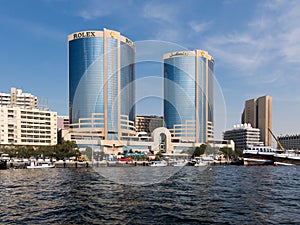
[220,147,234,159]
[191,144,207,157]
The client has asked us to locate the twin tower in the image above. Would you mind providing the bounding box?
[68,28,214,152]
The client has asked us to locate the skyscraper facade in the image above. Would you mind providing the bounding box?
[68,28,135,143]
[163,50,214,143]
[242,96,272,146]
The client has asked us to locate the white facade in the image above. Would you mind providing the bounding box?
[0,106,57,146]
[0,87,38,108]
[223,124,263,151]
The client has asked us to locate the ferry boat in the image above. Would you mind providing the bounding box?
[27,161,55,169]
[274,150,300,166]
[243,146,281,166]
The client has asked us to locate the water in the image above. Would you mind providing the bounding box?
[0,166,299,224]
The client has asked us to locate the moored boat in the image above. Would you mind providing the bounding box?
[274,150,300,166]
[243,146,281,166]
[150,160,168,167]
[0,160,7,169]
[27,161,55,169]
[194,161,208,167]
[173,160,187,167]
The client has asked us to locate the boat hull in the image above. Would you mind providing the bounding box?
[274,155,300,166]
[243,157,274,166]
[0,160,7,170]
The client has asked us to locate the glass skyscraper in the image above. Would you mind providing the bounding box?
[68,28,135,141]
[163,50,214,143]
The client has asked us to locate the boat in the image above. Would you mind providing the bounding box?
[150,160,168,167]
[27,161,55,169]
[243,146,281,166]
[194,161,208,167]
[173,160,187,167]
[274,150,300,166]
[0,160,7,169]
[231,157,244,165]
[268,128,300,166]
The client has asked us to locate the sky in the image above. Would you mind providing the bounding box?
[0,0,300,140]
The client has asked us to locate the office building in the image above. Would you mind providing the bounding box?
[223,124,263,151]
[0,106,57,146]
[163,50,214,143]
[278,134,300,150]
[242,96,272,146]
[68,28,135,151]
[0,87,38,108]
[135,115,163,134]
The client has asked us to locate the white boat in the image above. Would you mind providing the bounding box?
[194,161,208,167]
[274,150,300,166]
[150,161,168,167]
[243,146,280,166]
[27,161,55,169]
[173,160,187,167]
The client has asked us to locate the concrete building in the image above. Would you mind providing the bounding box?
[68,28,136,152]
[242,96,272,146]
[223,124,263,151]
[135,115,163,134]
[0,106,57,146]
[57,116,69,130]
[163,50,214,143]
[0,87,38,108]
[277,134,300,150]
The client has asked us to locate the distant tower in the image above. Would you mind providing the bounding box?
[163,50,214,143]
[242,96,272,146]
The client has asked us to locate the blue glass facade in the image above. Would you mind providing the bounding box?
[69,29,135,140]
[163,51,214,143]
[69,37,104,124]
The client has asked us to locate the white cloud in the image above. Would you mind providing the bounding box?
[143,2,177,24]
[205,0,300,80]
[189,21,211,33]
[78,9,109,20]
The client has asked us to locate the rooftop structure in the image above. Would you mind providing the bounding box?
[0,87,38,109]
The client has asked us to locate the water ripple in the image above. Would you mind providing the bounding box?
[0,166,299,224]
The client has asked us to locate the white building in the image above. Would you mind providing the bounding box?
[223,124,263,151]
[0,87,38,108]
[0,106,57,146]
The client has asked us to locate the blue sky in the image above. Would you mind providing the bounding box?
[0,0,300,139]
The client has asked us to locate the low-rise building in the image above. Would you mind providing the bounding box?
[0,106,57,146]
[223,124,263,151]
[277,134,300,150]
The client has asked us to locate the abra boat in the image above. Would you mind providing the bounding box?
[194,161,208,167]
[150,160,168,167]
[173,160,187,167]
[27,161,55,169]
[274,150,300,166]
[243,146,281,166]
